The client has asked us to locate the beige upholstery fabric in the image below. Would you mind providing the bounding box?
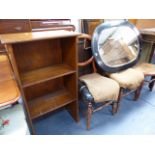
[79,73,120,103]
[109,68,144,90]
[133,62,155,75]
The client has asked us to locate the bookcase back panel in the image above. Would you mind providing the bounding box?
[61,37,77,69]
[24,78,64,101]
[12,39,62,73]
[64,74,77,98]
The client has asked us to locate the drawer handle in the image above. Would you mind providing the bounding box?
[14,26,22,31]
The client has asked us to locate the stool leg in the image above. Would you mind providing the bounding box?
[115,88,123,113]
[134,81,144,101]
[87,102,93,130]
[112,102,117,114]
[149,76,155,91]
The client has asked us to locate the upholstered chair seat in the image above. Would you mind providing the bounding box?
[109,68,144,90]
[133,62,155,75]
[133,62,155,91]
[79,73,120,103]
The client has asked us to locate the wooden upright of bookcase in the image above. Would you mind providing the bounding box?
[0,30,80,134]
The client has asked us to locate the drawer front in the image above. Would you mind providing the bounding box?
[0,20,31,34]
[30,20,75,31]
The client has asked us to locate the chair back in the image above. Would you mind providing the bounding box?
[78,34,97,75]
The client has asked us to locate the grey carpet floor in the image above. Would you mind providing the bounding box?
[1,84,155,135]
[33,84,155,135]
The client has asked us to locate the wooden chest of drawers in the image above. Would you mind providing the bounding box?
[30,19,75,32]
[0,20,31,52]
[0,20,31,34]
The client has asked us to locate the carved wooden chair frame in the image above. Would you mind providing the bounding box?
[78,34,120,129]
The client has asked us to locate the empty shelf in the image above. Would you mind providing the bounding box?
[21,64,76,88]
[28,88,76,119]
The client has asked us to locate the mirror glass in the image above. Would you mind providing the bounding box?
[98,24,139,67]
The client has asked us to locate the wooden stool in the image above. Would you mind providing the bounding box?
[134,62,155,91]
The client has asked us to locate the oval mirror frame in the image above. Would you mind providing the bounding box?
[91,20,142,73]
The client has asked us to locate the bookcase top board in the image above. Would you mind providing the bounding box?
[0,30,81,44]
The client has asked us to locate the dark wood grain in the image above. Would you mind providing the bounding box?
[0,20,31,34]
[12,39,62,73]
[24,78,64,101]
[61,37,77,69]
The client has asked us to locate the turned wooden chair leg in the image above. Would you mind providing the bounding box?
[134,81,144,101]
[149,76,155,91]
[87,102,93,130]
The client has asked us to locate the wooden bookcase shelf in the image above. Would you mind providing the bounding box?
[1,30,80,134]
[29,88,76,119]
[21,64,75,88]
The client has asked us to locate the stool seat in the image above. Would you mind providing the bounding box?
[109,68,144,90]
[79,73,120,103]
[133,62,155,75]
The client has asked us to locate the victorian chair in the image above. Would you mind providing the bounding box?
[90,20,144,111]
[78,34,120,130]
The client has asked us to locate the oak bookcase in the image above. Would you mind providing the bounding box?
[0,30,80,134]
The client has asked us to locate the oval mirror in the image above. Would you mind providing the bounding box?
[92,20,141,73]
